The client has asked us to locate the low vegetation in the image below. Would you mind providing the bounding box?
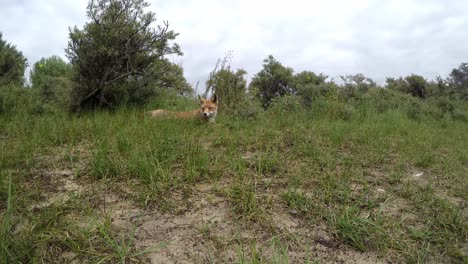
[1,0,467,263]
[1,90,467,263]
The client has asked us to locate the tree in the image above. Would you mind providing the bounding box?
[66,0,182,111]
[0,33,27,87]
[340,74,376,89]
[151,60,193,97]
[386,74,427,99]
[249,55,294,108]
[294,71,327,87]
[448,63,468,88]
[447,63,468,99]
[386,77,407,92]
[292,71,329,107]
[30,56,72,89]
[29,56,73,109]
[340,73,377,99]
[405,74,427,98]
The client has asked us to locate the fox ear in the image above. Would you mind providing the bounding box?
[198,95,205,103]
[212,94,218,103]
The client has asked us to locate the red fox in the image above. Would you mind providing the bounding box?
[148,95,218,123]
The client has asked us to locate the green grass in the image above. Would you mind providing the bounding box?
[1,95,467,263]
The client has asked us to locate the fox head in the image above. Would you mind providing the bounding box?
[198,94,218,122]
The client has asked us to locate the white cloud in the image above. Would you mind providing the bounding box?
[0,0,87,66]
[1,0,467,86]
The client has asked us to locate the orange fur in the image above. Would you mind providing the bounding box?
[148,95,218,123]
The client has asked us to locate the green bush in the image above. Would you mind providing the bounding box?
[268,95,303,114]
[313,97,355,121]
[227,96,263,120]
[452,108,468,122]
[339,74,378,101]
[249,55,295,108]
[0,85,36,115]
[29,56,73,112]
[426,96,468,121]
[296,82,339,108]
[0,33,27,87]
[354,88,468,121]
[0,84,73,116]
[152,61,193,97]
[205,54,248,115]
[30,56,72,89]
[447,63,468,100]
[386,74,428,99]
[66,0,182,111]
[434,96,455,114]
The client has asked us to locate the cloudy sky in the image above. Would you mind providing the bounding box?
[1,0,467,87]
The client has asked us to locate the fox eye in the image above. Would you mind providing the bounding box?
[209,107,214,110]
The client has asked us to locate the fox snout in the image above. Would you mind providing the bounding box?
[203,111,215,118]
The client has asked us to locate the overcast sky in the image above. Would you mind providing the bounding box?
[1,0,467,87]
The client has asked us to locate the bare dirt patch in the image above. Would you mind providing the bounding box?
[123,183,234,263]
[29,142,91,210]
[266,200,388,264]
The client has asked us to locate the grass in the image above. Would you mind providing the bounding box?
[0,94,467,263]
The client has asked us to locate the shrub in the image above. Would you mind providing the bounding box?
[447,63,468,100]
[227,96,263,120]
[268,95,303,115]
[296,82,339,108]
[66,0,182,111]
[356,88,452,120]
[205,54,248,115]
[339,74,378,101]
[386,74,427,99]
[0,33,27,87]
[312,98,355,121]
[153,61,193,97]
[0,85,36,115]
[29,56,73,111]
[249,55,295,108]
